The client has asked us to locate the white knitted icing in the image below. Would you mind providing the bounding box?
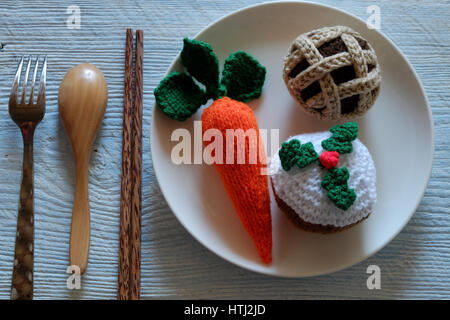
[270,131,376,227]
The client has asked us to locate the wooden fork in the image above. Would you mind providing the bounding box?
[8,56,47,300]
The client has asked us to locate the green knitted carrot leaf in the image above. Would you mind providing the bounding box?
[221,51,266,102]
[279,139,319,171]
[154,39,268,121]
[154,72,207,122]
[322,122,359,154]
[321,167,357,211]
[180,38,221,99]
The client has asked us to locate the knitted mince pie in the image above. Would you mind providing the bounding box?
[269,122,377,233]
[283,26,381,120]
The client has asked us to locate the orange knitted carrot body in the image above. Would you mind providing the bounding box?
[202,97,272,263]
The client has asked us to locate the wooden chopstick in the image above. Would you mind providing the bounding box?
[118,28,143,300]
[118,28,134,300]
[130,29,143,300]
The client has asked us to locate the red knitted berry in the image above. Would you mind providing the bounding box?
[320,151,339,169]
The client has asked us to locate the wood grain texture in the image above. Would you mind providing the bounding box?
[117,28,133,300]
[11,127,35,300]
[58,63,108,275]
[130,29,143,300]
[0,0,449,299]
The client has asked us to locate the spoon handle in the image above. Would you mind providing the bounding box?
[69,159,90,275]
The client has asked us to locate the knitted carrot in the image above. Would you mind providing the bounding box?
[202,97,271,263]
[155,38,272,263]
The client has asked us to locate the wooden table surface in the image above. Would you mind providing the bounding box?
[0,0,448,299]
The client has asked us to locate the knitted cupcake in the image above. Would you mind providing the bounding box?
[269,122,376,233]
[283,26,381,120]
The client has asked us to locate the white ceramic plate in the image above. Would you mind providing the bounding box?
[150,1,434,277]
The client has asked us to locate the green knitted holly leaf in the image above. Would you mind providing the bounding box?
[279,139,319,171]
[154,72,207,121]
[321,167,357,211]
[221,51,266,102]
[322,122,359,154]
[180,38,221,99]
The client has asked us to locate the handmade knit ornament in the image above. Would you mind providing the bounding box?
[202,97,272,263]
[278,122,359,211]
[155,38,266,121]
[283,26,381,120]
[155,39,271,263]
[270,127,376,229]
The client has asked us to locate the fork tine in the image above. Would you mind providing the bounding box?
[28,57,39,105]
[36,56,47,107]
[20,56,32,105]
[9,56,24,106]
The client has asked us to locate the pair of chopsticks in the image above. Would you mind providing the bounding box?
[118,28,143,300]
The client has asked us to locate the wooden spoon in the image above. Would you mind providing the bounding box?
[58,63,108,274]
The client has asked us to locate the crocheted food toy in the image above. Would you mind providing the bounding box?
[155,38,266,121]
[202,97,271,263]
[155,39,272,263]
[283,26,381,120]
[270,122,376,233]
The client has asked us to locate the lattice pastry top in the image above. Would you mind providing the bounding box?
[283,26,381,120]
